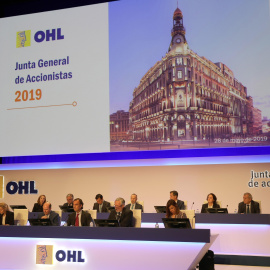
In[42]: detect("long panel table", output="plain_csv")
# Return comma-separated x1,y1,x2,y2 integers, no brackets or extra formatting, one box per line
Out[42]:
0,226,215,270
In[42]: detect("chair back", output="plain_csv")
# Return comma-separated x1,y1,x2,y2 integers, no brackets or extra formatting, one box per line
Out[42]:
131,209,141,227
86,209,97,220
181,210,195,228
204,200,222,207
254,200,261,213
14,209,28,226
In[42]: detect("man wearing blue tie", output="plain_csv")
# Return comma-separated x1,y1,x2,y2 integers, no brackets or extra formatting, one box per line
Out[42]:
125,194,143,212
93,194,111,213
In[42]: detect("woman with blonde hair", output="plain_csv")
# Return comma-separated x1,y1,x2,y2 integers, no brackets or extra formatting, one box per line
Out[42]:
32,194,47,212
0,203,14,225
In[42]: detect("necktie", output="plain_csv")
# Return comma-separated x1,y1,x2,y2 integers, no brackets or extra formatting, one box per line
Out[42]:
247,204,250,214
75,213,79,226
117,212,121,221
131,204,134,210
99,205,102,213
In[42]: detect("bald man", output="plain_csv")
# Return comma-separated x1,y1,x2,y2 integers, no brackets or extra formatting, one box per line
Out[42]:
38,202,60,226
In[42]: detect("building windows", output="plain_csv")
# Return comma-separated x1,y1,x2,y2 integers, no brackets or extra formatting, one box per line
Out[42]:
178,70,183,79
176,57,183,65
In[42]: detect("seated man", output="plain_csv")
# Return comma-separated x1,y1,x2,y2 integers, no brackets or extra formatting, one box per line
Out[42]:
62,193,74,211
108,197,133,227
125,193,143,212
93,194,111,213
170,190,185,210
238,192,260,214
67,198,92,226
38,202,60,226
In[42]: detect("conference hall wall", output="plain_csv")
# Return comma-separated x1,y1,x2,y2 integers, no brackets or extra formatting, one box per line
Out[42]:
0,0,269,213
1,162,269,213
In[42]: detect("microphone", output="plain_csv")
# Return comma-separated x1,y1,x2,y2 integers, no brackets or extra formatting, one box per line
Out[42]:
191,202,194,210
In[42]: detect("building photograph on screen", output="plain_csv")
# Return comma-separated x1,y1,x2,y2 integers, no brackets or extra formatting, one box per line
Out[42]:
109,0,270,152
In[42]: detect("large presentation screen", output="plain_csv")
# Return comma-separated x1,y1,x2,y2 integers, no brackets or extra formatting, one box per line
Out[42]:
0,0,270,158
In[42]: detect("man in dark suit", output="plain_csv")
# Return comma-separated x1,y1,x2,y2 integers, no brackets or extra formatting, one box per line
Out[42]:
238,192,260,214
67,198,92,226
93,194,111,213
38,202,60,226
108,197,133,227
125,193,143,212
62,193,74,211
170,190,185,210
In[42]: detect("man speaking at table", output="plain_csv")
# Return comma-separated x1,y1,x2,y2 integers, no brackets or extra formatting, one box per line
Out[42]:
108,197,133,227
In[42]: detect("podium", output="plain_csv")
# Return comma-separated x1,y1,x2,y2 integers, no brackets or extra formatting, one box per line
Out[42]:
0,226,217,270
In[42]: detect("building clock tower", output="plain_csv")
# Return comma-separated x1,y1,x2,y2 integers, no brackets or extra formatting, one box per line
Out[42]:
169,6,187,52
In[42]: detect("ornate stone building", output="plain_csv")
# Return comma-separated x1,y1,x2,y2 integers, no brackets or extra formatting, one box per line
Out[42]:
129,7,261,141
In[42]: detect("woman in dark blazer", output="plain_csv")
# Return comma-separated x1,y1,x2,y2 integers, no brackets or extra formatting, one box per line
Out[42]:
32,194,47,212
201,193,220,213
0,203,14,225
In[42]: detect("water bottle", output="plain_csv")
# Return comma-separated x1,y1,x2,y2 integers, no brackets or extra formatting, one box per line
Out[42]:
155,222,159,228
90,221,94,227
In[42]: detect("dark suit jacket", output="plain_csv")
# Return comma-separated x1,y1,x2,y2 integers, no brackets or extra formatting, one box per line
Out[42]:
108,207,133,227
67,210,92,226
177,200,185,210
62,202,73,208
125,203,143,212
37,211,60,226
201,203,221,213
32,203,43,212
61,203,74,212
238,200,260,214
0,211,14,225
93,200,111,213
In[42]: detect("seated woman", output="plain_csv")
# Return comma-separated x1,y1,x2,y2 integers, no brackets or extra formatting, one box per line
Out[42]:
201,193,220,213
166,199,187,218
32,194,47,212
0,203,14,225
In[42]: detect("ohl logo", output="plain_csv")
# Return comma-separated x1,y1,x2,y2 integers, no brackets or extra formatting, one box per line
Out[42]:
36,245,53,265
16,28,64,48
16,30,31,48
36,245,85,265
0,176,3,199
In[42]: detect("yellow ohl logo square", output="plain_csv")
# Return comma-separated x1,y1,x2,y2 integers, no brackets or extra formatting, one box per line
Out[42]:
16,30,31,48
0,176,3,198
36,245,53,265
